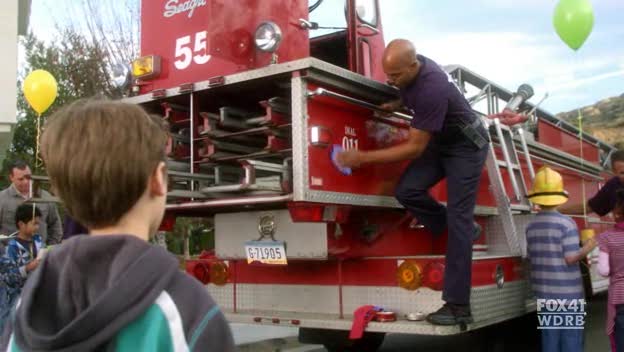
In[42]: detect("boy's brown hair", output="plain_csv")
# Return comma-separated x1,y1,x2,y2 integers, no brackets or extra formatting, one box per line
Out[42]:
41,99,168,228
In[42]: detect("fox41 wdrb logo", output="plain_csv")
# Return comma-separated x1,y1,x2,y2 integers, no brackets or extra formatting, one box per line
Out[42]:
537,299,586,330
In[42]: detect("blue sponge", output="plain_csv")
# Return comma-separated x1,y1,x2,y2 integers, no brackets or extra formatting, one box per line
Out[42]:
330,144,352,176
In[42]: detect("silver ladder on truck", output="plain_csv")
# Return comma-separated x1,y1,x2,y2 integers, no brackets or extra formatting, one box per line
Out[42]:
483,117,535,257
449,66,539,258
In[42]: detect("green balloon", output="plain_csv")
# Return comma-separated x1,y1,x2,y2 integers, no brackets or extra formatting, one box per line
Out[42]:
553,0,594,51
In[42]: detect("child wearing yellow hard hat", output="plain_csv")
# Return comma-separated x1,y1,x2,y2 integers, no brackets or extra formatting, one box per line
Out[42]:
526,166,596,352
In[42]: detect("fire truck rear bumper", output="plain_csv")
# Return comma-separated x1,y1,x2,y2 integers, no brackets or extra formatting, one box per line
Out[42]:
212,281,537,336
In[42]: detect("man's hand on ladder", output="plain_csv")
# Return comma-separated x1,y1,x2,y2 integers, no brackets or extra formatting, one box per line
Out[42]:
488,109,528,126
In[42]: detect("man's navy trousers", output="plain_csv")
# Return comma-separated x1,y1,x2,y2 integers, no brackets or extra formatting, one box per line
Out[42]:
395,121,489,305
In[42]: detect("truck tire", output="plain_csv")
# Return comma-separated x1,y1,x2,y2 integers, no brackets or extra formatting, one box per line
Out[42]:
299,328,385,352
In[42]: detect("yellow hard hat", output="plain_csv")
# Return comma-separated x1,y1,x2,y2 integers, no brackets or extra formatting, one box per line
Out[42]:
527,166,569,206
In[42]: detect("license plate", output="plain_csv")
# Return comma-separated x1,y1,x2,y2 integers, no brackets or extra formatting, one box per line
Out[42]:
244,241,287,265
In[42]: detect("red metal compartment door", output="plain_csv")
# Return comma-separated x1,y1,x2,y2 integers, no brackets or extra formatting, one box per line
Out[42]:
306,84,409,197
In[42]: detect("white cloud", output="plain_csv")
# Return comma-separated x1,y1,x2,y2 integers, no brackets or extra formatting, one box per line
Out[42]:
544,69,624,93
478,0,623,9
478,0,556,8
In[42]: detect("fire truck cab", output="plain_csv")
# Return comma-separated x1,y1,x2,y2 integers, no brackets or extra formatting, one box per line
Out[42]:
125,1,616,350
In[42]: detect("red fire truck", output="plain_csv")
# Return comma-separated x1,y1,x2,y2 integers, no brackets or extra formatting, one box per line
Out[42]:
125,0,617,350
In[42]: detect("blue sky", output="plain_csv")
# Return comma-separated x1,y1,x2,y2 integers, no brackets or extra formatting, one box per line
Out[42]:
29,0,624,114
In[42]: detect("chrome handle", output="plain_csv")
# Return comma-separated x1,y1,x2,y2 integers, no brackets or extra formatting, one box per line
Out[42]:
307,88,411,122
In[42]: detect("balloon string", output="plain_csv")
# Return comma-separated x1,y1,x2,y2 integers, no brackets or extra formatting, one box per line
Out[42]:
578,107,587,227
31,112,43,207
35,112,42,171
572,52,588,228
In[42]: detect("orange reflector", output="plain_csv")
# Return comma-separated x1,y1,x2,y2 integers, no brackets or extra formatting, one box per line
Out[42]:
131,55,161,80
210,261,230,286
396,260,423,291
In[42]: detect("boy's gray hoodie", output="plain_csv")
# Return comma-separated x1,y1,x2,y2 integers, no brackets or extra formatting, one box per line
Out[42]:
2,235,235,352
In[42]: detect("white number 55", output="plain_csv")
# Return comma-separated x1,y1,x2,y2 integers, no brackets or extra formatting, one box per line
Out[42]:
174,31,211,70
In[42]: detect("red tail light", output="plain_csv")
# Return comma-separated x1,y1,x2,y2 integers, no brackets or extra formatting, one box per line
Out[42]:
159,214,176,232
423,262,445,291
287,202,324,222
287,202,351,223
185,257,229,286
186,261,211,285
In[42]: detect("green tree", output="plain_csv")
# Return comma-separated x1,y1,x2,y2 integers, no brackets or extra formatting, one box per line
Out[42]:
1,30,120,187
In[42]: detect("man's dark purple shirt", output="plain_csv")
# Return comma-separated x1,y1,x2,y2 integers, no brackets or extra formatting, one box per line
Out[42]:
588,177,624,216
399,55,475,132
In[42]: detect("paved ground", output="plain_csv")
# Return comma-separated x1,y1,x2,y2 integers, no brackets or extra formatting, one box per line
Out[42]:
235,292,611,351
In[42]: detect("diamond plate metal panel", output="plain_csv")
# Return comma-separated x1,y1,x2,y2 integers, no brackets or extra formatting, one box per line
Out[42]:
305,189,400,208
486,214,533,256
233,284,339,315
342,281,530,322
223,281,533,335
291,74,308,201
207,284,234,309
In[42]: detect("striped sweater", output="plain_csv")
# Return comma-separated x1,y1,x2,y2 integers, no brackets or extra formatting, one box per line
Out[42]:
598,222,624,336
525,211,583,300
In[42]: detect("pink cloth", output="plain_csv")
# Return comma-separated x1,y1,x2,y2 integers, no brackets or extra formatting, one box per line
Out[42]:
598,222,624,336
349,305,379,340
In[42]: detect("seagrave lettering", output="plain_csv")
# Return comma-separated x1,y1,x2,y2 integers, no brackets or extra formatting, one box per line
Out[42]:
163,0,207,19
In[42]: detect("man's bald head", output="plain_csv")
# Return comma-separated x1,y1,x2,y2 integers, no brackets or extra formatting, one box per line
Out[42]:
383,39,417,68
382,39,420,89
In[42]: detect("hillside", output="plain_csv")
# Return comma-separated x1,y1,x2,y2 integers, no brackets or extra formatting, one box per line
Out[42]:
557,94,624,150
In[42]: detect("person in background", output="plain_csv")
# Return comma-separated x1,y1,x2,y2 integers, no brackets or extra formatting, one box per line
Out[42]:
0,205,44,332
0,160,63,246
526,166,596,352
560,150,624,218
0,258,22,332
597,189,624,351
0,99,235,351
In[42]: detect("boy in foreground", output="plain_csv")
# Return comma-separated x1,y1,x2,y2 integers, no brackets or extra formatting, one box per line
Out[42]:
1,100,235,351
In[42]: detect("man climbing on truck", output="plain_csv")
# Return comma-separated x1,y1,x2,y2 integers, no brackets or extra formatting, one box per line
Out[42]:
337,39,489,325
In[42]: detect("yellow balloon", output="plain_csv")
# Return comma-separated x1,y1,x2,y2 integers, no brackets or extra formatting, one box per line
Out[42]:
23,70,58,114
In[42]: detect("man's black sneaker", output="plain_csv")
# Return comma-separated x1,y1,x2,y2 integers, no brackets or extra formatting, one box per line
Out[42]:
426,303,474,325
